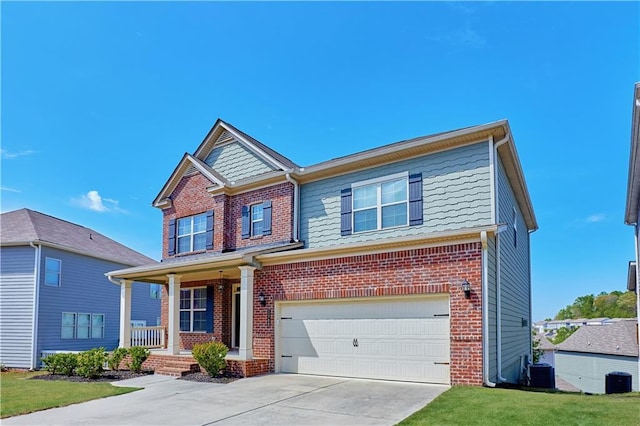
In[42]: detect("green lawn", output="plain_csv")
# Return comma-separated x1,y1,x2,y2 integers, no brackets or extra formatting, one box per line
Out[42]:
399,386,640,426
0,371,140,418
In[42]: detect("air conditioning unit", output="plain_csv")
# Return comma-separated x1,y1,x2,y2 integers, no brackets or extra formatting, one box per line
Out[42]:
529,363,555,389
605,372,632,394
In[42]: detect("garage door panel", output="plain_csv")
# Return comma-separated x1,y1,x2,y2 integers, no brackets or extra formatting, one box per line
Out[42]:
279,297,450,384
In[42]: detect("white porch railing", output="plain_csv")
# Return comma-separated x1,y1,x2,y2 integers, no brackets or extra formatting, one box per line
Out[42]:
130,326,166,348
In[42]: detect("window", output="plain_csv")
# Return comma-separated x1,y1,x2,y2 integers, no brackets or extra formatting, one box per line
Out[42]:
180,287,208,332
62,313,76,339
352,173,408,233
251,204,264,236
44,258,61,287
150,284,162,299
177,213,207,253
61,313,104,339
241,201,272,239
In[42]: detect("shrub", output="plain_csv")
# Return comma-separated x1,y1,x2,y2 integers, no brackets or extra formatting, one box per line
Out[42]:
76,348,107,379
42,353,78,376
127,346,150,373
192,341,228,377
108,347,129,371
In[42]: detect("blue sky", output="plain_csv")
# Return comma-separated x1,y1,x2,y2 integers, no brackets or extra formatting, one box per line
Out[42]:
2,2,638,321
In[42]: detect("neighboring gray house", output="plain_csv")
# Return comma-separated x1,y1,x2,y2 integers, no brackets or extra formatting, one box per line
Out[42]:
624,81,640,390
554,320,639,393
533,332,555,367
0,209,160,369
107,118,537,386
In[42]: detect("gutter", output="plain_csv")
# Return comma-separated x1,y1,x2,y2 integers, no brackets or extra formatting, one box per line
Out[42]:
481,231,496,387
29,242,41,370
493,133,510,384
285,172,300,242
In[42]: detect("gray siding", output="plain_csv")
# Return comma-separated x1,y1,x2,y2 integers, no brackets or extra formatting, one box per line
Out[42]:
555,352,638,393
0,246,36,368
496,156,532,383
205,141,276,182
300,142,492,248
487,235,498,383
36,247,160,365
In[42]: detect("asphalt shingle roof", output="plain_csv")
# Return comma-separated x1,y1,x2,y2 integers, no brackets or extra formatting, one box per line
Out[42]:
555,319,639,357
1,208,155,267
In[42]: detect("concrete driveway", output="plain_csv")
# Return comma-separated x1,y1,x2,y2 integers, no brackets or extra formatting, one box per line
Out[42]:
4,373,449,425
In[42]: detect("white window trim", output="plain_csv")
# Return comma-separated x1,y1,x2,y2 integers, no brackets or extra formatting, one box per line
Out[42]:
250,203,264,237
351,172,410,233
180,287,207,332
44,257,61,287
177,213,207,254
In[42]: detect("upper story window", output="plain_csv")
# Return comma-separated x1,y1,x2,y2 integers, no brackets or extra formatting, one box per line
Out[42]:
353,174,408,232
150,284,162,299
512,207,518,248
242,201,272,239
44,258,61,287
168,210,214,256
178,213,207,253
341,172,423,236
251,204,264,236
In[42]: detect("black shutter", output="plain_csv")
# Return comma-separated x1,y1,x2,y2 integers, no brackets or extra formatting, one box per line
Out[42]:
409,173,423,226
206,286,214,333
168,219,176,256
206,210,214,250
241,206,250,239
340,188,352,236
262,201,272,236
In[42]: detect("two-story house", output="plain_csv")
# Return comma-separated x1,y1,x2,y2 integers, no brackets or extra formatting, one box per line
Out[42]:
108,118,537,386
0,209,161,369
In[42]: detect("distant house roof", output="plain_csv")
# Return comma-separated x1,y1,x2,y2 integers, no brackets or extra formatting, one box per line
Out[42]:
0,209,155,267
555,319,639,357
533,332,556,350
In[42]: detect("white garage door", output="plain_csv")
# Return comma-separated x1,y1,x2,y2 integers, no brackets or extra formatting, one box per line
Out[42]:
278,295,450,384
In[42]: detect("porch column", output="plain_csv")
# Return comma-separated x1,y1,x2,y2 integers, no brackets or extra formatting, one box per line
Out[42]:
119,280,133,348
238,266,256,360
167,274,182,355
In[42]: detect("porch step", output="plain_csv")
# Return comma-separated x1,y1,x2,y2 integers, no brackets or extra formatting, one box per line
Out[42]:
155,361,200,377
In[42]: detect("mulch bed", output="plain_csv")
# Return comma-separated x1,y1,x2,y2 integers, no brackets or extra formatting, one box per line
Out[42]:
31,369,241,384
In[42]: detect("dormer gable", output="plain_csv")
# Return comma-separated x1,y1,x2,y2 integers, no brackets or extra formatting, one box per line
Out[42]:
153,119,300,209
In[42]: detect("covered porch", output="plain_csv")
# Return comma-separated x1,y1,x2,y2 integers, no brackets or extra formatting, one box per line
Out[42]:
106,248,292,377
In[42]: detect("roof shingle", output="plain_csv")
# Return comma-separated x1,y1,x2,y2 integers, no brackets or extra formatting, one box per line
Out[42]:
555,319,639,357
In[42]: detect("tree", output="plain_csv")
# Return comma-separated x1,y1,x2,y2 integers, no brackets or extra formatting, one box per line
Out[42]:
552,326,578,345
553,290,637,320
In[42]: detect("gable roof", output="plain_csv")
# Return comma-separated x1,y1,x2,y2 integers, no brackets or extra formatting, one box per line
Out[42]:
555,319,639,357
153,118,537,231
0,209,155,267
625,82,640,224
533,332,556,350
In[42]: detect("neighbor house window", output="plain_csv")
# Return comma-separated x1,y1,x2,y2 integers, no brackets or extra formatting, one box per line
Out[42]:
62,312,104,339
177,213,207,253
45,258,61,287
352,172,408,233
62,313,76,339
150,284,162,299
180,288,207,332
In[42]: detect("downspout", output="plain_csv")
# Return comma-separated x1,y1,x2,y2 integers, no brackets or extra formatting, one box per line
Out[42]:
493,134,509,384
285,172,300,243
481,231,496,387
107,275,123,286
29,242,41,370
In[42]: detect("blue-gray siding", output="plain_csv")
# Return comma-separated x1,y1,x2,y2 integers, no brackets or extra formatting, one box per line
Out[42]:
555,352,638,393
300,142,492,248
204,141,276,182
0,246,36,368
496,156,532,383
36,247,160,363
